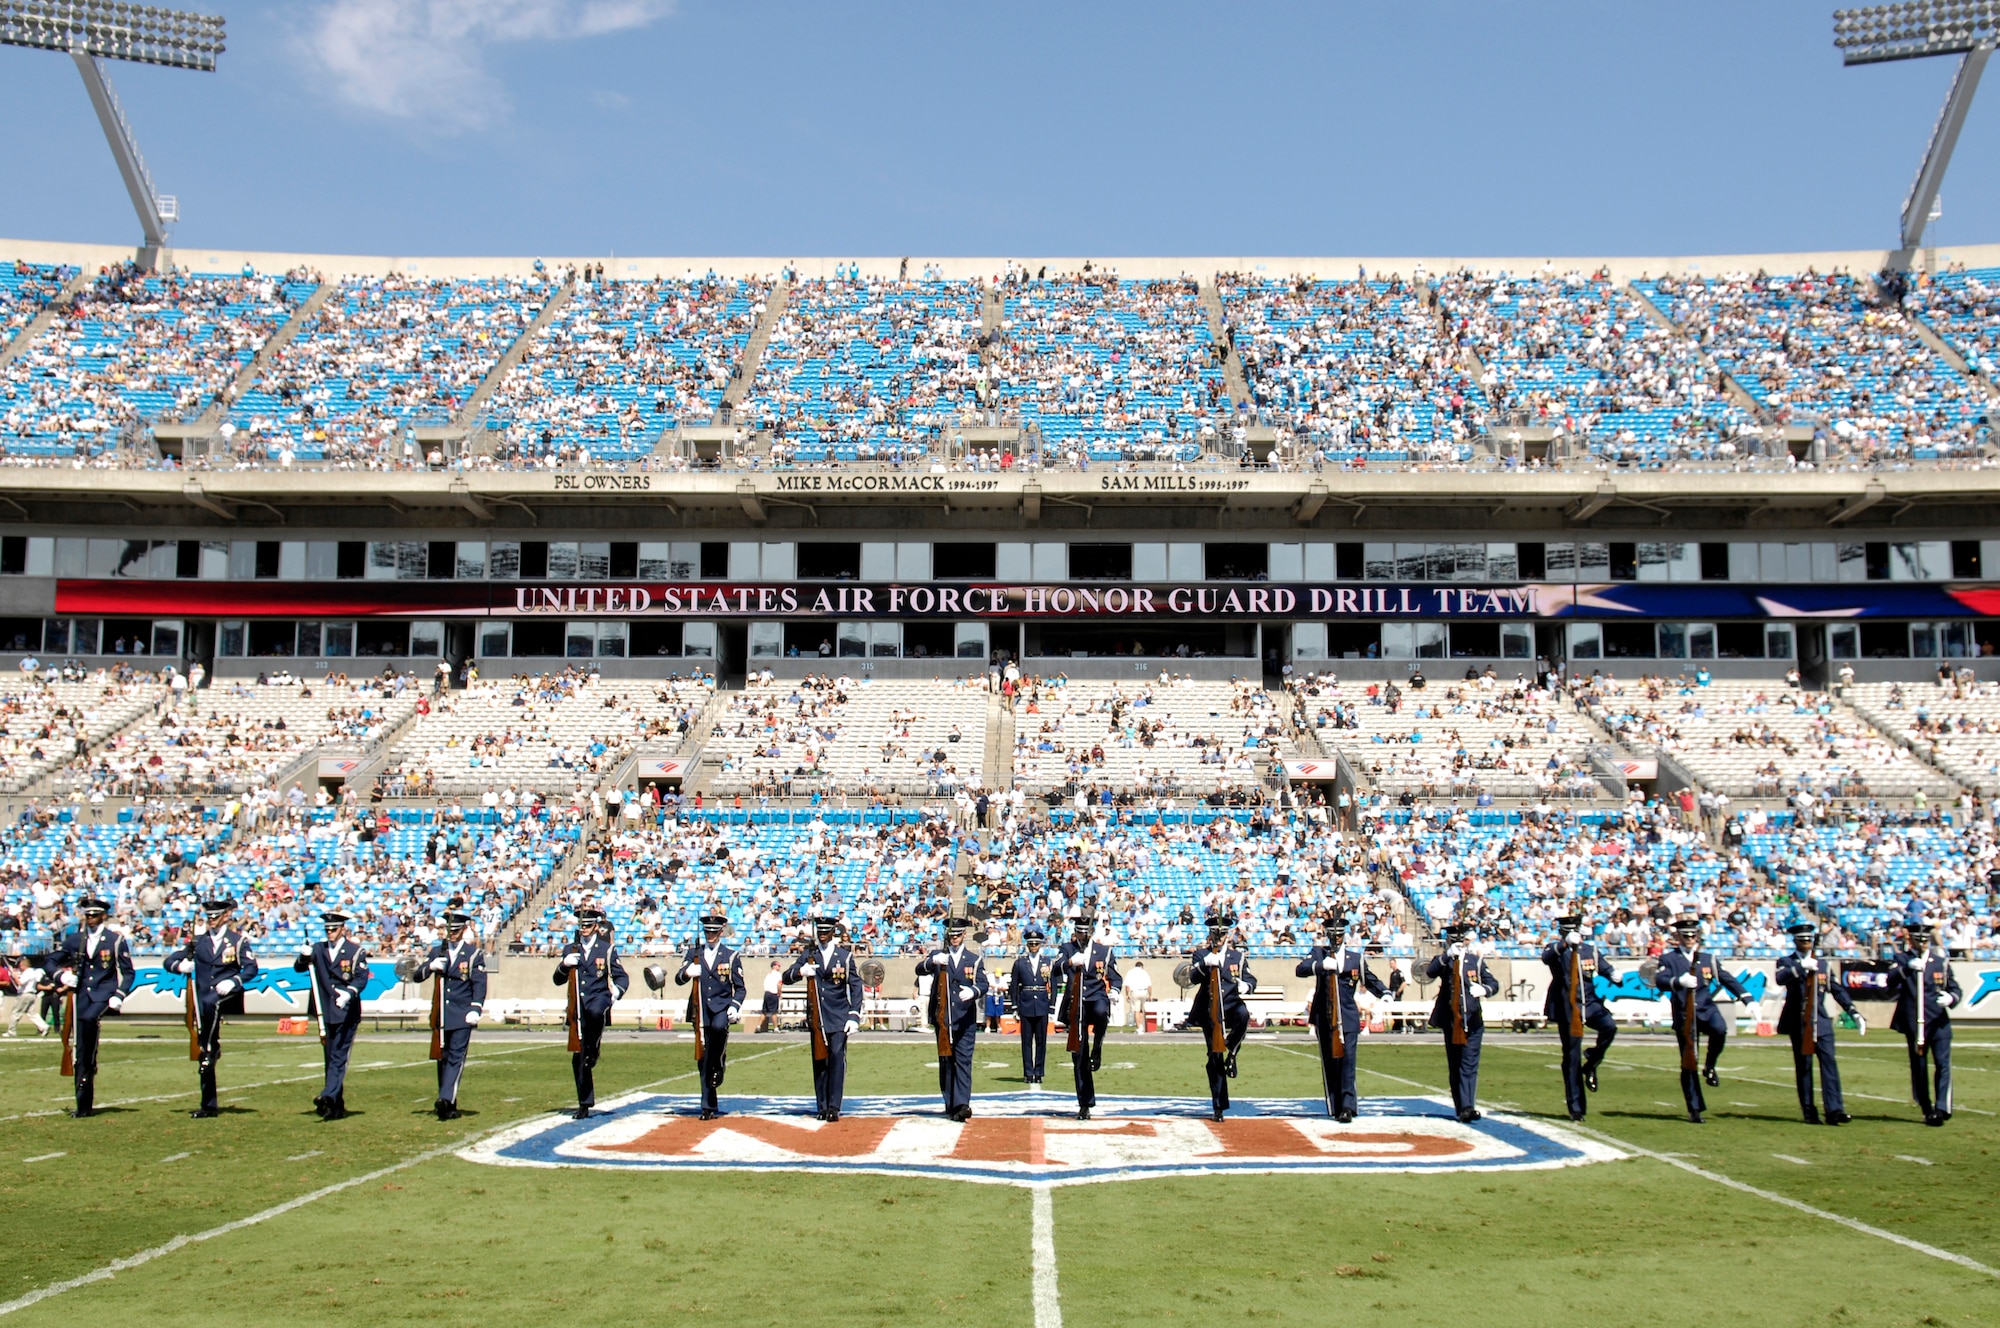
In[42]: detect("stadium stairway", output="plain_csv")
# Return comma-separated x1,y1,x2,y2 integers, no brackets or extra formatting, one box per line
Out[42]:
982,690,1012,790
1624,280,1773,424
720,278,790,414
460,275,578,448
192,281,333,431
0,267,92,369
981,280,1003,340
1198,279,1254,409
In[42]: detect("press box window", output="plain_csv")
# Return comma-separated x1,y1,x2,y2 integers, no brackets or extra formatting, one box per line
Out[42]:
934,543,997,579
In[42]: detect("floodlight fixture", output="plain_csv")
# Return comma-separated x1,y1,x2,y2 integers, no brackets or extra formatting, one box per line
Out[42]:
1834,2,1995,251
0,1,227,264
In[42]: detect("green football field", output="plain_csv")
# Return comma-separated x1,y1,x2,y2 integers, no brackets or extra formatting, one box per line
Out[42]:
1,1023,1995,1327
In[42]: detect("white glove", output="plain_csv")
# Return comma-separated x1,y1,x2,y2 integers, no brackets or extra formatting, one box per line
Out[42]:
1069,954,1087,969
1907,958,1924,972
1202,954,1222,969
296,945,313,959
844,1018,859,1035
215,978,238,997
685,963,703,978
727,1005,741,1022
58,970,78,988
1446,944,1464,959
562,953,581,968
175,959,194,975
428,957,447,974
1940,992,1957,1008
334,992,350,1010
464,1009,480,1026
798,962,818,977
1676,973,1698,989
928,952,947,965
107,995,122,1011
1854,1014,1866,1036
1320,957,1340,972
1563,930,1581,947
956,986,975,1002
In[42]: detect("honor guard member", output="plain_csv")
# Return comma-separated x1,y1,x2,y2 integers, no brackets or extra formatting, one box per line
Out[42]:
56,897,134,1118
1295,911,1386,1122
1008,927,1054,1085
1653,916,1749,1123
1188,913,1258,1121
555,906,629,1120
676,913,745,1120
426,909,488,1120
1055,912,1121,1119
914,913,989,1120
1541,911,1618,1121
294,910,370,1121
1775,921,1858,1125
168,899,258,1118
1888,919,1962,1126
784,914,864,1120
1425,923,1500,1122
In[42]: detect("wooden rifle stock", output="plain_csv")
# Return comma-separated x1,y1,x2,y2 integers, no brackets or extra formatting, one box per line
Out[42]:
59,989,75,1077
933,957,954,1060
1801,963,1818,1059
428,963,444,1062
184,969,200,1062
1568,947,1586,1040
687,945,707,1065
566,968,582,1055
1322,949,1345,1059
1915,957,1928,1051
1204,946,1228,1057
805,968,829,1062
1447,952,1468,1046
1680,970,1698,1073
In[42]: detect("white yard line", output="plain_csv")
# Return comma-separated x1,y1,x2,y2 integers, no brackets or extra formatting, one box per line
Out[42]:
0,1043,776,1316
1561,1120,1999,1280
1589,1053,1996,1117
1031,1183,1063,1328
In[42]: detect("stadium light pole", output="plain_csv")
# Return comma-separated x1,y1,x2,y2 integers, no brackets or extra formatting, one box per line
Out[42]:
0,0,227,269
1834,2,1998,256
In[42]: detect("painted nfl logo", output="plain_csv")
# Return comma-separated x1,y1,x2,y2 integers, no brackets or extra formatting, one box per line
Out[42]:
462,1092,1624,1186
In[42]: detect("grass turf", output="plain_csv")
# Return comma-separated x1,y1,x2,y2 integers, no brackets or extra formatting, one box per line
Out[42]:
0,1024,1995,1327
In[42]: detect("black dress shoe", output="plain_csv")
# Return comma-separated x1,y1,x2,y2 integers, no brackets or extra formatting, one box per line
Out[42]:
1570,1112,1586,1122
324,1105,347,1121
1224,1053,1238,1079
1702,1067,1720,1088
1091,1056,1102,1073
698,1109,718,1121
1826,1111,1850,1125
1583,1066,1599,1092
573,1107,592,1121
1688,1112,1705,1124
312,1095,329,1118
1466,1109,1482,1123
1335,1111,1354,1124
69,1108,96,1119
1938,1110,1952,1123
1076,1108,1091,1121
190,1107,218,1119
1924,1111,1946,1127
1803,1110,1822,1125
1211,1108,1226,1121
826,1111,840,1123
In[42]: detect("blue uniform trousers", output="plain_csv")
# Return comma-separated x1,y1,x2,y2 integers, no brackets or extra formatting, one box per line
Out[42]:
1018,1015,1047,1082
698,1018,730,1113
321,1018,359,1102
1906,1021,1954,1117
436,1027,472,1104
1674,1005,1729,1114
811,1028,849,1115
1069,997,1109,1109
1557,1010,1618,1117
938,1020,978,1111
1314,1021,1361,1117
1202,1006,1250,1112
1790,1032,1845,1119
1444,1030,1483,1114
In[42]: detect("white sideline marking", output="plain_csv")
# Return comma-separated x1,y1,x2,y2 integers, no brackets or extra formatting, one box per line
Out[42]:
1031,1183,1062,1328
1593,1055,1996,1117
1896,1155,1934,1166
1772,1154,1811,1165
1563,1121,2000,1280
159,1152,190,1164
23,1152,64,1163
1335,1047,1997,1280
0,1043,798,1317
284,1151,322,1162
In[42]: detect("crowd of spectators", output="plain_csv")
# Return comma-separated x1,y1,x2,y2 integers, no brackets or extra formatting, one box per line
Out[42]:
486,272,769,464
707,673,987,799
1847,677,2000,796
3,263,308,460
1,260,74,344
1217,272,1486,463
1634,271,1988,462
748,277,984,464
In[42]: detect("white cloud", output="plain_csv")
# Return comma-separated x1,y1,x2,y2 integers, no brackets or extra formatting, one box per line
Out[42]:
300,0,673,132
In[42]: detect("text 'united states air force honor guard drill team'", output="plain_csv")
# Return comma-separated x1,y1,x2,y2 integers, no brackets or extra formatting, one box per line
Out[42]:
37,896,1969,1133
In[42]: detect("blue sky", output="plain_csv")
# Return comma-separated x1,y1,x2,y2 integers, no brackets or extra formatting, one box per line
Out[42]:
2,0,1998,258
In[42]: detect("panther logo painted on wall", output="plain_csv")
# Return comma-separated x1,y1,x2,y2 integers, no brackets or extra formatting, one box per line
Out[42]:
463,1092,1623,1186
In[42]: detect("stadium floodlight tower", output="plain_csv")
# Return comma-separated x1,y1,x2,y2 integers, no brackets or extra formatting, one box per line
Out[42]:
0,0,227,270
1834,2,1999,260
